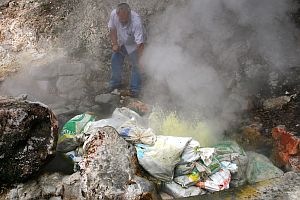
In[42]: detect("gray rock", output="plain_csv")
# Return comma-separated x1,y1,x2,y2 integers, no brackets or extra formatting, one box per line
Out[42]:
67,89,86,101
76,105,90,113
16,93,28,100
0,97,58,184
0,0,10,7
48,102,68,110
39,173,64,196
80,126,141,199
2,172,79,199
124,176,161,200
49,197,63,200
58,62,86,76
263,95,292,110
90,105,103,112
15,180,42,200
29,63,59,80
56,75,85,99
62,172,82,200
29,59,86,82
95,93,120,104
52,107,76,116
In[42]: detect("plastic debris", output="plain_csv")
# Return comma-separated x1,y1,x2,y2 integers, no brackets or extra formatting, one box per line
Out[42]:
117,119,156,145
57,112,96,152
197,157,221,175
180,140,201,163
221,161,238,173
57,107,258,198
161,181,206,198
136,136,192,181
199,148,215,166
174,162,196,177
112,107,146,126
246,151,284,184
65,148,83,171
196,168,231,192
214,141,248,187
84,107,145,133
174,168,201,188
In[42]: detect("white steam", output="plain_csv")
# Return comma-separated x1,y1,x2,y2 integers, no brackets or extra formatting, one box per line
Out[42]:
142,0,300,133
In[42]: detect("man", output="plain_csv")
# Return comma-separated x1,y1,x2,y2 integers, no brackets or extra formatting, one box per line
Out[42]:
107,3,145,97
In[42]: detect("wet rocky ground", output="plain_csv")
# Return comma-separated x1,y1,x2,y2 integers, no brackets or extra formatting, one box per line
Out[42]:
1,1,300,199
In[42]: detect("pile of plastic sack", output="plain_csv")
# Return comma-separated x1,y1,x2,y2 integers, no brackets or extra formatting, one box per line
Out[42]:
57,107,284,198
136,137,248,198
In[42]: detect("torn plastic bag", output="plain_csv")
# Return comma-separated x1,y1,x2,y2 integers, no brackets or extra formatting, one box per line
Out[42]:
174,162,196,177
196,157,221,175
174,168,202,188
64,147,83,172
117,119,156,145
136,136,192,181
81,107,147,141
221,161,238,173
196,168,231,192
214,141,247,157
161,181,206,198
180,140,201,163
199,148,215,166
246,151,284,184
214,141,248,187
57,112,96,152
174,159,221,187
112,107,146,127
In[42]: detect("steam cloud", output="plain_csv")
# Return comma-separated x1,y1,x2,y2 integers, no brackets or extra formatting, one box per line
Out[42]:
142,0,300,134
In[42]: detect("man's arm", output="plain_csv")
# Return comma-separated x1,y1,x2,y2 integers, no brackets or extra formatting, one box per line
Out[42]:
110,28,119,52
108,10,119,52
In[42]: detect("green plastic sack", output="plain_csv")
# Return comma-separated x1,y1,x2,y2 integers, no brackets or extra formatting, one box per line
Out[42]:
57,112,96,152
246,151,283,184
213,140,247,157
213,141,248,187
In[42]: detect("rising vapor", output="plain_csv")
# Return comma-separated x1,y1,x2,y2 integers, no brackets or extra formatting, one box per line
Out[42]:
142,0,300,134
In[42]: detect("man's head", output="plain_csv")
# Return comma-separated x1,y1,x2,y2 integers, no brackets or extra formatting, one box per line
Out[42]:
116,3,131,25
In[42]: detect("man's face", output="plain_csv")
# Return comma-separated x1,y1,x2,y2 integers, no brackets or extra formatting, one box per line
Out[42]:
117,10,130,25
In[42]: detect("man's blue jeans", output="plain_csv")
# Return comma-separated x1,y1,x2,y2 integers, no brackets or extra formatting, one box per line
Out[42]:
110,46,141,93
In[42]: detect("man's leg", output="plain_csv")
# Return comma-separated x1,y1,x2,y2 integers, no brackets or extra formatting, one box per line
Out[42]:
128,50,141,96
109,48,125,90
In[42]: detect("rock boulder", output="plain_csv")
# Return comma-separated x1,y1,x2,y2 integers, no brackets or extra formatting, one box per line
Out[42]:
0,97,58,184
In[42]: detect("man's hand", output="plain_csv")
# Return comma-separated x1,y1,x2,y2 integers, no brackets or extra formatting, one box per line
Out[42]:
112,44,120,52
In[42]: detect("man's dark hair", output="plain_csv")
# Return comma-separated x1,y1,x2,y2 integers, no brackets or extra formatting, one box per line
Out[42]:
117,2,131,13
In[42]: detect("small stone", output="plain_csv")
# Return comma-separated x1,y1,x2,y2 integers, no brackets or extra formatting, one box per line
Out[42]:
53,107,73,116
49,197,62,200
95,93,120,104
62,172,82,200
263,96,291,110
289,156,300,172
16,93,28,100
